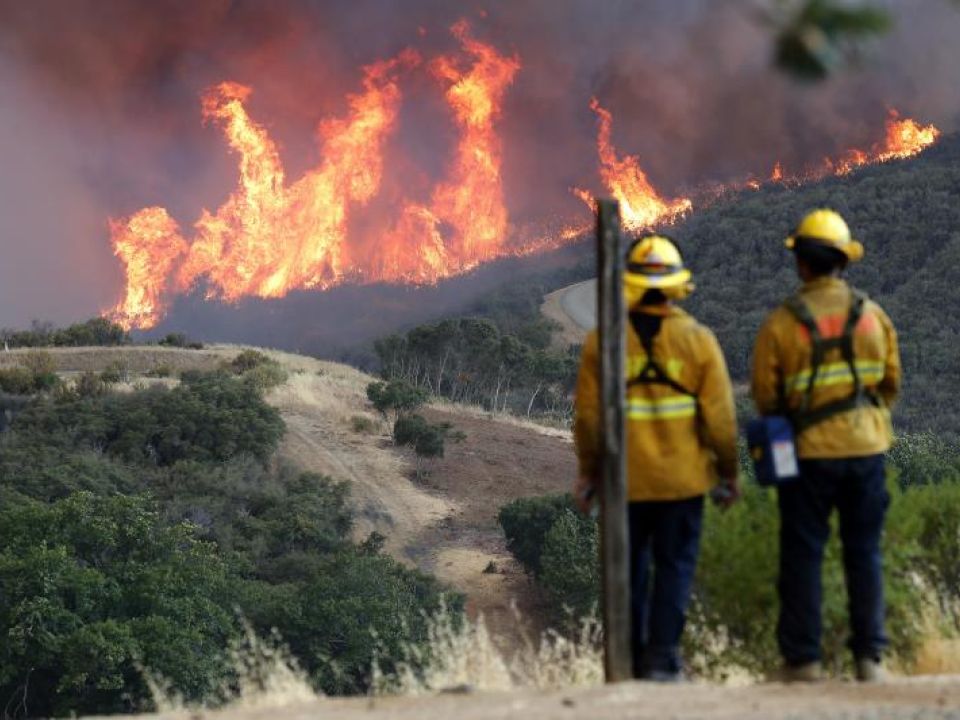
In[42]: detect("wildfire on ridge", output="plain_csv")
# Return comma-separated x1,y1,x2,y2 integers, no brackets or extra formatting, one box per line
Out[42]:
762,109,941,185
575,97,693,233
109,23,943,331
110,21,522,331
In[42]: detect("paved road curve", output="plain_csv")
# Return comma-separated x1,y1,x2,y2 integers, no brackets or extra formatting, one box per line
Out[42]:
559,279,597,331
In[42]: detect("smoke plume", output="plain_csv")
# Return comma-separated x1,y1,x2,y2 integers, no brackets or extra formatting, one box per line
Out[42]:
0,0,957,329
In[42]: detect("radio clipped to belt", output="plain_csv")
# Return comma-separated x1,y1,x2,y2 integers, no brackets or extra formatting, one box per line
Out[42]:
747,289,879,487
747,416,799,486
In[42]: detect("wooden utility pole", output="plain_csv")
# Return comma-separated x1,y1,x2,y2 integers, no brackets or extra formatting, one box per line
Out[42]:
596,198,632,682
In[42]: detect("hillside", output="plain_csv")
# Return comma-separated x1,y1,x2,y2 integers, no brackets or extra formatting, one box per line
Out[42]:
537,134,960,436
675,133,960,435
0,345,574,639
7,347,960,719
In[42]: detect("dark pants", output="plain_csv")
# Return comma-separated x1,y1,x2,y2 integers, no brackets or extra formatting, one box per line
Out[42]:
777,454,889,665
628,495,704,677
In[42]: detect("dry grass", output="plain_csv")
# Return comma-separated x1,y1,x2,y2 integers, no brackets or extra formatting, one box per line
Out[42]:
0,344,226,374
146,624,316,714
373,605,603,696
913,638,960,675
428,398,572,440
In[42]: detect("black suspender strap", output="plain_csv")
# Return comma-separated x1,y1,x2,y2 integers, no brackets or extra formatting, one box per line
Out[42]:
782,289,879,432
627,317,697,399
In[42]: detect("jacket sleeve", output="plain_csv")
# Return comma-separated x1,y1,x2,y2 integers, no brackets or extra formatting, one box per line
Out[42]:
697,328,739,480
751,312,783,416
875,305,901,408
573,332,602,479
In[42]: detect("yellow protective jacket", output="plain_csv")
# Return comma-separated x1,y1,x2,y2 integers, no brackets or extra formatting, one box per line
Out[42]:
751,277,901,459
574,305,738,502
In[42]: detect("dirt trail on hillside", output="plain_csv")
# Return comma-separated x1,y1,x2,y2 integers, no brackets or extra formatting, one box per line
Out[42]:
408,407,574,639
267,366,451,561
268,366,577,640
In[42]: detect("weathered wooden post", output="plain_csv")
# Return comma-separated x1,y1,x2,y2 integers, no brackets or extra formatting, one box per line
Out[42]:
596,198,632,682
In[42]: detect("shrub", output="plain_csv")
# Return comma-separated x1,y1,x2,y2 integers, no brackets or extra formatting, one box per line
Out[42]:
1,318,130,348
99,359,130,384
392,414,453,477
74,371,106,398
367,380,428,420
157,332,201,349
20,350,56,375
414,423,446,460
498,494,576,575
539,510,600,624
225,351,287,390
0,356,464,711
230,349,273,373
11,372,285,467
0,367,36,394
242,362,288,391
887,432,960,487
350,415,377,434
0,353,61,395
148,363,175,378
887,478,960,627
393,413,430,447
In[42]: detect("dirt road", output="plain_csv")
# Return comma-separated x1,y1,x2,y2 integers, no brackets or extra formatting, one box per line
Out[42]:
541,279,594,347
121,676,960,720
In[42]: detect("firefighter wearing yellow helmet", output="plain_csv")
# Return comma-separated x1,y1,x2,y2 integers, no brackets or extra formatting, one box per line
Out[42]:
751,209,901,683
574,234,739,681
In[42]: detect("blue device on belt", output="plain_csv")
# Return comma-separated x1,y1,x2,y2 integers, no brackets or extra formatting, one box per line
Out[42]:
746,416,800,486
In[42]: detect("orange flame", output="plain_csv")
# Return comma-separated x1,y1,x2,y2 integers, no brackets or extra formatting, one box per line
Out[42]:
109,52,417,329
429,20,520,265
373,20,521,283
775,109,941,184
575,98,692,232
110,207,189,330
110,23,524,330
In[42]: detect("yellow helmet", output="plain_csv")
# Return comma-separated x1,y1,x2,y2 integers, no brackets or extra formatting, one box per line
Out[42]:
624,234,694,306
785,208,864,262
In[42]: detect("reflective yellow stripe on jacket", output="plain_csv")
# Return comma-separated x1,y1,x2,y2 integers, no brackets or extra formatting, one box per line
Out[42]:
627,395,697,421
785,360,885,394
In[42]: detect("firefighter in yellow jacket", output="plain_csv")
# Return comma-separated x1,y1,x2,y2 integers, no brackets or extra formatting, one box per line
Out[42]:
574,234,740,681
752,209,901,682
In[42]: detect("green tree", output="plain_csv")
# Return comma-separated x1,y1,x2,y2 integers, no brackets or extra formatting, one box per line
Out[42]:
0,493,237,717
367,380,428,421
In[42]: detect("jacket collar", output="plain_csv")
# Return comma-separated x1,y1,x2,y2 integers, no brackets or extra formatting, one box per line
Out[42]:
630,303,686,318
800,276,848,293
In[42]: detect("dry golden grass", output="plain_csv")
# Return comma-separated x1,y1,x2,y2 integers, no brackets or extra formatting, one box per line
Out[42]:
428,397,572,440
913,638,960,675
373,606,603,696
145,624,315,714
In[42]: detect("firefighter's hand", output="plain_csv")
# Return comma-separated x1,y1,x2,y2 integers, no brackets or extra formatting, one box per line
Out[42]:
573,474,597,515
710,476,742,511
